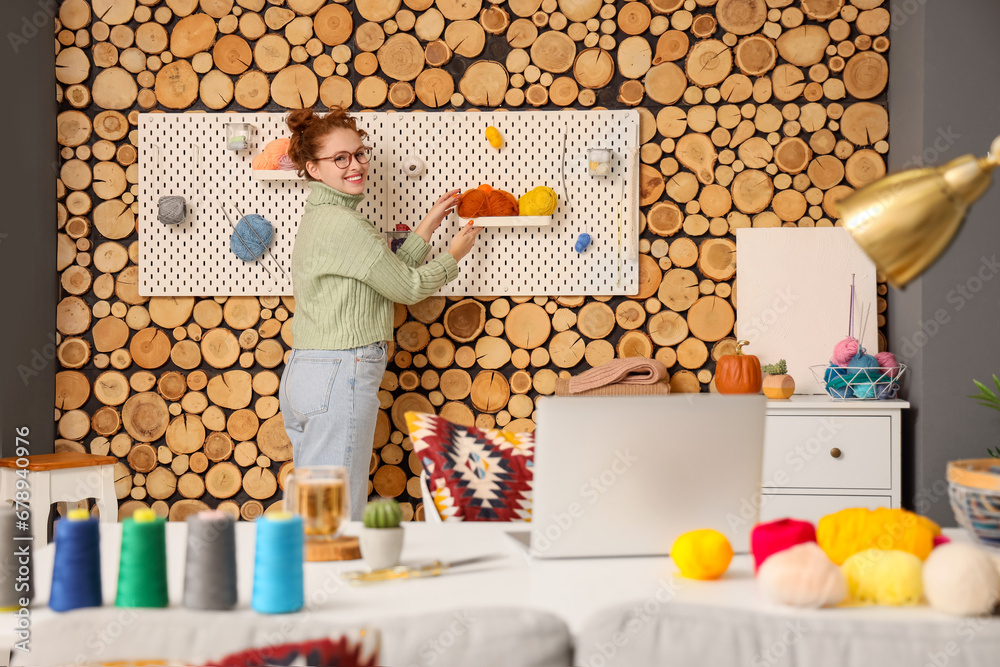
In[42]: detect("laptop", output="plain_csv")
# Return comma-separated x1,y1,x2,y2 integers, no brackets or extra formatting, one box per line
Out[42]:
524,394,767,559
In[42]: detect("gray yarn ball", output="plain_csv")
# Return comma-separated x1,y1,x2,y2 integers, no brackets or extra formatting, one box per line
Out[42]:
158,196,187,225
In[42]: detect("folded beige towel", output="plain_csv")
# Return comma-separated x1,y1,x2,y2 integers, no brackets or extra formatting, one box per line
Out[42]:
555,377,671,397
566,357,668,394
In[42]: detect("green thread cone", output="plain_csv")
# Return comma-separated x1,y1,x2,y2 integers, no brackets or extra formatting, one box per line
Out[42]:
115,514,168,607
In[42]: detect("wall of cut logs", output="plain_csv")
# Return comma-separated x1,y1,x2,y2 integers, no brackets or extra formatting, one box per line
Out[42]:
53,0,890,522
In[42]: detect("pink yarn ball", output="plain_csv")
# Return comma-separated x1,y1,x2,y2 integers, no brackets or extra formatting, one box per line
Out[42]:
831,337,859,366
875,351,899,377
751,518,817,574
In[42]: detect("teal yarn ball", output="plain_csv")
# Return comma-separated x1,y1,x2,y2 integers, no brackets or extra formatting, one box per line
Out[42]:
231,214,274,262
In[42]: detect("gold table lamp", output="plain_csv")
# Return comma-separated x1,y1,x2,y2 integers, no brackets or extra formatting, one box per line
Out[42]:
837,136,1000,288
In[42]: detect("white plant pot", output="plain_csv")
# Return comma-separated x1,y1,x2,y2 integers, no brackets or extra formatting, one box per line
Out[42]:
359,527,404,571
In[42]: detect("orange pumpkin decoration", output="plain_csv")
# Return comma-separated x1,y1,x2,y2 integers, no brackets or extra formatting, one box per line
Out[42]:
715,340,762,394
457,184,519,217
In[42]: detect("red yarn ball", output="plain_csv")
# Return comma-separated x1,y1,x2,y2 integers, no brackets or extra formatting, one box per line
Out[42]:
751,518,817,574
831,337,859,366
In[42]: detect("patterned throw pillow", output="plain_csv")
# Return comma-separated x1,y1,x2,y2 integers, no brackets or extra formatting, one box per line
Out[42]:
204,635,379,667
406,411,533,522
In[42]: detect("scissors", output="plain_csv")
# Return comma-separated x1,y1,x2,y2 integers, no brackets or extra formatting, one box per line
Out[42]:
342,554,504,585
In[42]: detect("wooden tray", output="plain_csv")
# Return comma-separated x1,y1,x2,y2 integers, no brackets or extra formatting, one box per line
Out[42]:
305,535,361,561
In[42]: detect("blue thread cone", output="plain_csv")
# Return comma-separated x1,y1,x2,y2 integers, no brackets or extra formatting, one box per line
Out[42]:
252,514,304,614
50,515,102,611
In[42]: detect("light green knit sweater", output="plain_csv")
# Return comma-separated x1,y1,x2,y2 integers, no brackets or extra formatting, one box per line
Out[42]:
290,182,459,350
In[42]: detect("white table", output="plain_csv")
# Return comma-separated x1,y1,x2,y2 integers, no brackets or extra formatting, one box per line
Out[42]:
6,523,1000,667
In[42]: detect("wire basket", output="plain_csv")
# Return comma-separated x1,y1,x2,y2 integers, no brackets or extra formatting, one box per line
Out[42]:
809,364,907,400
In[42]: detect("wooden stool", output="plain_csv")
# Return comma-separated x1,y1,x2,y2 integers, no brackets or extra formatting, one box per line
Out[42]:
0,452,118,545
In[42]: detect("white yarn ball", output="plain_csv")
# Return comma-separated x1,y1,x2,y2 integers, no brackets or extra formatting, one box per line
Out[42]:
757,542,847,608
923,543,1000,616
401,155,425,178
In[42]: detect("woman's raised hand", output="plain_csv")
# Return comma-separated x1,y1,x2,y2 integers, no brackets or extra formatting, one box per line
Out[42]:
415,189,461,241
448,223,481,262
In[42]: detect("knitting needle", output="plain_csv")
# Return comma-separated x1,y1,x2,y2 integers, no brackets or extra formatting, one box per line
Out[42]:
219,204,274,279
229,198,289,280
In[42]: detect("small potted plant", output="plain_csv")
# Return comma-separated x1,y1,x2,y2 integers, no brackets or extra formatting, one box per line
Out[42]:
359,499,404,571
970,374,1000,458
761,359,795,399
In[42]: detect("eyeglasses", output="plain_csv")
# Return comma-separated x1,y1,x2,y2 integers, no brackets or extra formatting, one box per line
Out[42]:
314,147,372,169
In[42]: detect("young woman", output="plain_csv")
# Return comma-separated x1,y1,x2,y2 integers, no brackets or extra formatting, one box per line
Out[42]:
280,107,480,519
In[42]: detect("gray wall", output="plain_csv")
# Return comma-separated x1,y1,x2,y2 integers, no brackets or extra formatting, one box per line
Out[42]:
888,0,1000,524
0,0,57,457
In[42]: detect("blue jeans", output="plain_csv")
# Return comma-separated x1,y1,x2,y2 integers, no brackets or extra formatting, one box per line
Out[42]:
279,343,388,520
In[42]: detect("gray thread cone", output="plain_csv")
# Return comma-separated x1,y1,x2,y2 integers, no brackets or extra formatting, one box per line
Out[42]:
183,512,237,610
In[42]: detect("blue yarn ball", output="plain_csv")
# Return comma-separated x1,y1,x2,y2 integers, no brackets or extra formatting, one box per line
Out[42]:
847,352,879,383
824,364,848,388
876,383,899,399
230,214,274,262
826,384,854,399
575,233,592,253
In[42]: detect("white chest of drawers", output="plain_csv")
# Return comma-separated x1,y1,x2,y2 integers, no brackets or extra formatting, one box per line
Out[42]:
757,396,909,525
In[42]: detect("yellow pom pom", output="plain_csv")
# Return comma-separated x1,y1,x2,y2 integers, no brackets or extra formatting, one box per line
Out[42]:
68,508,91,521
842,549,923,606
133,508,157,523
485,126,503,149
518,186,559,216
671,529,733,580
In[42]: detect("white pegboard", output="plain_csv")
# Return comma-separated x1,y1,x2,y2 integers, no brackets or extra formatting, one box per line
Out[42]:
139,110,639,296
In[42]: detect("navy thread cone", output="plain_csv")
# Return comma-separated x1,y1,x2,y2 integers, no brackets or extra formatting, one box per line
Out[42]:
49,515,102,611
252,514,304,614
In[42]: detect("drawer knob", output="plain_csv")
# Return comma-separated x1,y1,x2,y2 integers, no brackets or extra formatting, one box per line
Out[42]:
830,447,842,459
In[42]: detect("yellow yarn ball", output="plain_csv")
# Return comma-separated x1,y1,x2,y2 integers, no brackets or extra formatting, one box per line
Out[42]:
841,549,924,606
518,187,559,216
672,529,733,580
485,126,503,149
68,508,91,521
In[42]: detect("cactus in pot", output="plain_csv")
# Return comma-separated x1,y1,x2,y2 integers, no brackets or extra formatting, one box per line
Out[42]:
360,499,404,570
761,359,795,399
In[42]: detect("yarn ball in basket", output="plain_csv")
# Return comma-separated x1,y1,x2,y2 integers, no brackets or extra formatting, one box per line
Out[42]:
276,153,296,171
671,529,733,580
875,351,900,378
518,186,559,216
842,549,924,606
831,336,860,366
457,184,518,217
751,518,817,574
823,364,853,398
846,351,880,383
757,542,846,608
252,138,291,170
230,214,274,261
922,542,1000,616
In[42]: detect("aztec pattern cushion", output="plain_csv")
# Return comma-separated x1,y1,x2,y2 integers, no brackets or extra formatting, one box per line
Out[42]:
204,636,379,667
406,411,533,522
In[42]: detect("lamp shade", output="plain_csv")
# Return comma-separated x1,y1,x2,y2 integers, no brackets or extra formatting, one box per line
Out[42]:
838,153,997,288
